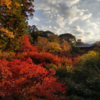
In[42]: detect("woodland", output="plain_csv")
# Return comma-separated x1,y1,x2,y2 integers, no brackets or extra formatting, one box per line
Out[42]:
0,0,100,100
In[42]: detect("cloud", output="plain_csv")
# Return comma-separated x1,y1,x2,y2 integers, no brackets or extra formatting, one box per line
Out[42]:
85,32,93,37
43,11,53,19
51,0,80,6
85,20,98,29
34,17,40,21
71,26,84,39
56,14,66,27
37,25,70,35
64,0,80,6
30,0,100,44
81,13,92,20
34,0,93,25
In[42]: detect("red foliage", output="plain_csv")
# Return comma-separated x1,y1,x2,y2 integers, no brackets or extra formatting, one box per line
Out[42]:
21,51,61,65
14,34,79,67
0,57,66,100
17,34,38,52
54,52,80,66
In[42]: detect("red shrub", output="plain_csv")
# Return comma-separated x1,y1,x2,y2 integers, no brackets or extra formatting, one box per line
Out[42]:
0,57,66,100
24,51,61,65
17,34,38,52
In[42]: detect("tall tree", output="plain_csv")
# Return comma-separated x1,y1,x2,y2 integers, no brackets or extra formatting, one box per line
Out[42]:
0,0,35,51
28,25,40,43
48,34,61,44
59,33,76,46
35,36,49,52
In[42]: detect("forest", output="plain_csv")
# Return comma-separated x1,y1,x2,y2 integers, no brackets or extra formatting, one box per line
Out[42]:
0,0,100,100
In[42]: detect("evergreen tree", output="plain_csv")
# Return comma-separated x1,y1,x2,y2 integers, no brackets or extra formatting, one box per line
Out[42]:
0,0,35,51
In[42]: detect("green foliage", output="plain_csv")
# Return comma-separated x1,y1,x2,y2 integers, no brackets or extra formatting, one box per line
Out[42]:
39,30,54,38
94,47,100,53
46,64,74,78
28,25,40,43
26,32,34,44
71,46,80,53
61,51,100,100
59,33,76,45
0,0,35,52
79,51,100,67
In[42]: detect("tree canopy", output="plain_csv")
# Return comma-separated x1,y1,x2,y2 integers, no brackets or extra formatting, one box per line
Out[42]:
0,0,35,51
59,33,76,45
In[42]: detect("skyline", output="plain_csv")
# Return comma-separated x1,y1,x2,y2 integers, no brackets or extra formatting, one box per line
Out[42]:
28,0,100,44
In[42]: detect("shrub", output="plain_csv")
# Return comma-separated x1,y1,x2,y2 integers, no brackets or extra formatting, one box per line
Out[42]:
0,57,67,100
64,51,100,100
45,42,61,53
46,64,74,79
78,51,100,68
17,34,38,53
0,50,15,61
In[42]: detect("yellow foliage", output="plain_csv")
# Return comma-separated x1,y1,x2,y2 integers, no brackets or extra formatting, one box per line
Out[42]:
0,27,14,38
0,0,20,9
0,50,15,61
0,0,12,9
60,41,72,52
66,65,73,72
79,51,99,65
45,42,61,53
14,2,20,7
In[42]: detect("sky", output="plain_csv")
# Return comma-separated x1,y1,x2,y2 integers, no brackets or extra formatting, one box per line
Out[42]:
28,0,100,44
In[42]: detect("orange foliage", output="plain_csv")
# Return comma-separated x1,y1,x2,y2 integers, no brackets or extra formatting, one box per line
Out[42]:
14,34,79,66
0,0,12,9
60,41,72,52
0,27,14,38
36,36,48,51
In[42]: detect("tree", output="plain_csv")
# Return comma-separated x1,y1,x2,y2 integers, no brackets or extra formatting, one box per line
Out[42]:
59,33,76,45
35,36,49,51
45,42,61,53
0,0,12,10
41,30,54,37
60,40,72,52
48,34,61,44
17,34,38,53
0,27,14,38
0,0,35,51
28,25,40,43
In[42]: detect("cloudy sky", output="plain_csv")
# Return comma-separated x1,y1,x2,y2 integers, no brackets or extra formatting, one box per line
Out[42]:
28,0,100,44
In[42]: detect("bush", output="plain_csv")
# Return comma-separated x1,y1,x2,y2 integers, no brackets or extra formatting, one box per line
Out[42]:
46,64,74,78
64,51,100,100
0,50,15,61
79,51,100,68
0,57,67,100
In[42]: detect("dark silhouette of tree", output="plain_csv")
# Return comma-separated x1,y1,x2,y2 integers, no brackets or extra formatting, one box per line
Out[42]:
59,33,76,45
